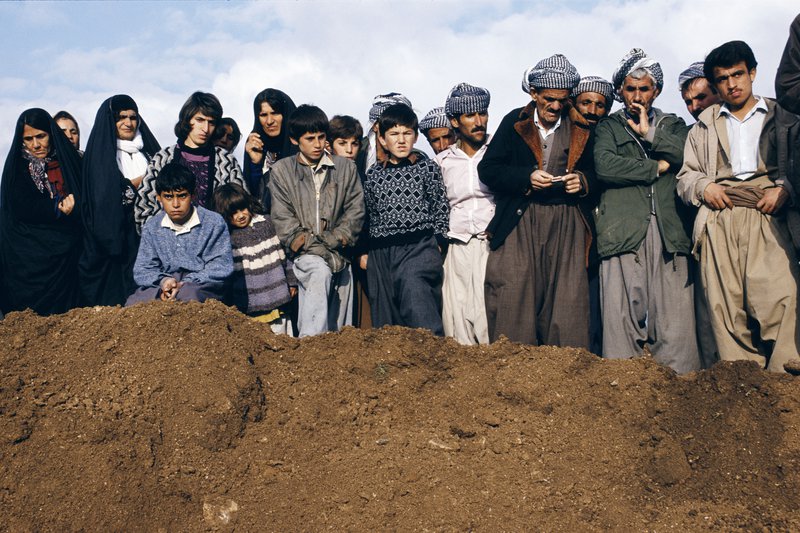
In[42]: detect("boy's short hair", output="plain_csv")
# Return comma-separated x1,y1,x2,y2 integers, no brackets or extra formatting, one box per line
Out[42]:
328,115,363,142
156,162,196,194
174,91,223,141
212,183,264,221
378,103,418,136
704,41,758,83
287,104,329,140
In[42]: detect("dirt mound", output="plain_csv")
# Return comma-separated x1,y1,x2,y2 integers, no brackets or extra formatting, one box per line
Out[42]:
1,301,799,531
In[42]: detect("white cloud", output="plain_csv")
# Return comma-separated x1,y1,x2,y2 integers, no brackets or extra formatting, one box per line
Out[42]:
0,0,796,162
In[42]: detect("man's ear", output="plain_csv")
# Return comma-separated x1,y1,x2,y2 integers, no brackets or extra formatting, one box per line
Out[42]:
449,117,459,129
289,137,299,146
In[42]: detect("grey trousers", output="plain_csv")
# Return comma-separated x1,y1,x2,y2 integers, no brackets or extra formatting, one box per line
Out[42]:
367,236,444,336
125,273,224,306
293,254,352,338
600,216,700,373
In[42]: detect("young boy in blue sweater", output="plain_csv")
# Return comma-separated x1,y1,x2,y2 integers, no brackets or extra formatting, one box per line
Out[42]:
126,163,233,304
363,103,450,335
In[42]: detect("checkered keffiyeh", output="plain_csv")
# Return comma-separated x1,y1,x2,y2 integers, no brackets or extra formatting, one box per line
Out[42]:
419,107,449,133
611,48,664,102
368,92,413,121
521,54,581,93
678,61,705,90
444,82,490,117
571,76,615,105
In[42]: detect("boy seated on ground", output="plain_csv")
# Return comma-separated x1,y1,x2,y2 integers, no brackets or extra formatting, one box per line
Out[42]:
126,162,233,305
327,115,363,161
268,105,364,337
362,103,450,335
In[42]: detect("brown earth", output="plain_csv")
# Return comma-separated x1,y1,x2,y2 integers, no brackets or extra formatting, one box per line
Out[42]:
1,300,800,531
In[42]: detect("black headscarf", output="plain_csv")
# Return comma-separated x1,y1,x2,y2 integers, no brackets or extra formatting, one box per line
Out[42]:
81,95,160,256
1,108,82,222
0,108,83,315
242,88,298,193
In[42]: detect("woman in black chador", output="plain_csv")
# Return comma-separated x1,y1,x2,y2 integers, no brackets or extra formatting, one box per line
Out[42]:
242,88,297,211
79,95,160,306
0,108,82,315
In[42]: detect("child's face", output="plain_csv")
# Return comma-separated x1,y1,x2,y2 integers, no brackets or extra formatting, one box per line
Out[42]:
330,137,360,160
379,125,417,162
291,131,327,164
157,188,193,225
229,208,252,229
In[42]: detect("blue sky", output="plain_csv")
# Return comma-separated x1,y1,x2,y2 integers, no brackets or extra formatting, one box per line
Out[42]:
1,0,796,159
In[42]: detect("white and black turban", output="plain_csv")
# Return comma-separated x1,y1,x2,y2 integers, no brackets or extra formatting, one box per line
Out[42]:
444,82,490,118
611,48,664,102
678,61,705,90
521,54,581,93
571,76,615,106
368,92,413,121
419,107,449,133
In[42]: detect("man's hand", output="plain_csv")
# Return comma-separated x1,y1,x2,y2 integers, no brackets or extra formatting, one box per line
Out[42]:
159,277,182,301
358,254,368,270
245,132,264,165
702,183,733,210
530,169,555,191
626,103,650,137
57,194,75,215
290,233,307,253
562,173,583,194
756,187,788,215
656,160,670,175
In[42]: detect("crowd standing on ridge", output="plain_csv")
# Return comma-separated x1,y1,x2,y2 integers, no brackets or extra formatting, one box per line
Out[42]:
3,16,800,374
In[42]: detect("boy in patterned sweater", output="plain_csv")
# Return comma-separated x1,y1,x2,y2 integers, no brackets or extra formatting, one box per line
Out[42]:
363,103,450,335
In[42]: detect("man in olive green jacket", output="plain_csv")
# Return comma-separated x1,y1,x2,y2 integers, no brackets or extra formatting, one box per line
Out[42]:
593,48,700,373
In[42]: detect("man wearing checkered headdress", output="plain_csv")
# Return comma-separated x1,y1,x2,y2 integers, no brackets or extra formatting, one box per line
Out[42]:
435,83,493,345
419,107,455,155
593,48,700,373
678,61,720,121
478,54,594,348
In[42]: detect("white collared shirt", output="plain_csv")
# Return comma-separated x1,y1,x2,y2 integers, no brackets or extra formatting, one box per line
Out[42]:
718,96,768,180
161,207,200,235
533,109,562,139
435,138,495,243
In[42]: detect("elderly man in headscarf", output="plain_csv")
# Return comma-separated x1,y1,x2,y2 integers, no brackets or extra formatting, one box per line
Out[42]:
593,48,699,373
478,54,594,348
678,61,720,121
420,107,455,155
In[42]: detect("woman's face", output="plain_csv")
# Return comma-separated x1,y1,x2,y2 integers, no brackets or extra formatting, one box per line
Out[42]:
258,101,283,138
22,124,51,159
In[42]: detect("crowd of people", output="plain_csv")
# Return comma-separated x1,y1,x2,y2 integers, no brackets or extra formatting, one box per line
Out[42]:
2,15,800,374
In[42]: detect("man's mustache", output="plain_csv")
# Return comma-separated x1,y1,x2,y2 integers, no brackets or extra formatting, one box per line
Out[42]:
470,127,487,133
583,113,601,122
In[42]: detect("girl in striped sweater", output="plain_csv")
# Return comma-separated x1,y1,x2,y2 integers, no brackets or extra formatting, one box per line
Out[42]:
213,183,297,334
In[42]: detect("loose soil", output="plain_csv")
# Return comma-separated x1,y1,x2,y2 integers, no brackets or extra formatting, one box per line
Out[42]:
1,301,799,531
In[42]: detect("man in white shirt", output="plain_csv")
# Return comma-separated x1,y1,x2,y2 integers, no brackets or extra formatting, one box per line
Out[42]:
436,83,493,344
677,40,800,371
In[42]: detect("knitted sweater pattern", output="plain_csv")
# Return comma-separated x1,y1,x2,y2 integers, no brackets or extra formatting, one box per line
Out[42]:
133,206,234,289
229,214,297,315
363,157,450,247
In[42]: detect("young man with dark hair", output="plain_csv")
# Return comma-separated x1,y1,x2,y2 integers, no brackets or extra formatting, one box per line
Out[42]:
363,103,450,335
269,104,364,337
134,91,246,231
677,40,800,372
126,162,233,305
436,83,493,344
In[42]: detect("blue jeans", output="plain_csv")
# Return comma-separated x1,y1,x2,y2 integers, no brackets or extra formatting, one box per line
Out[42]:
293,254,352,337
